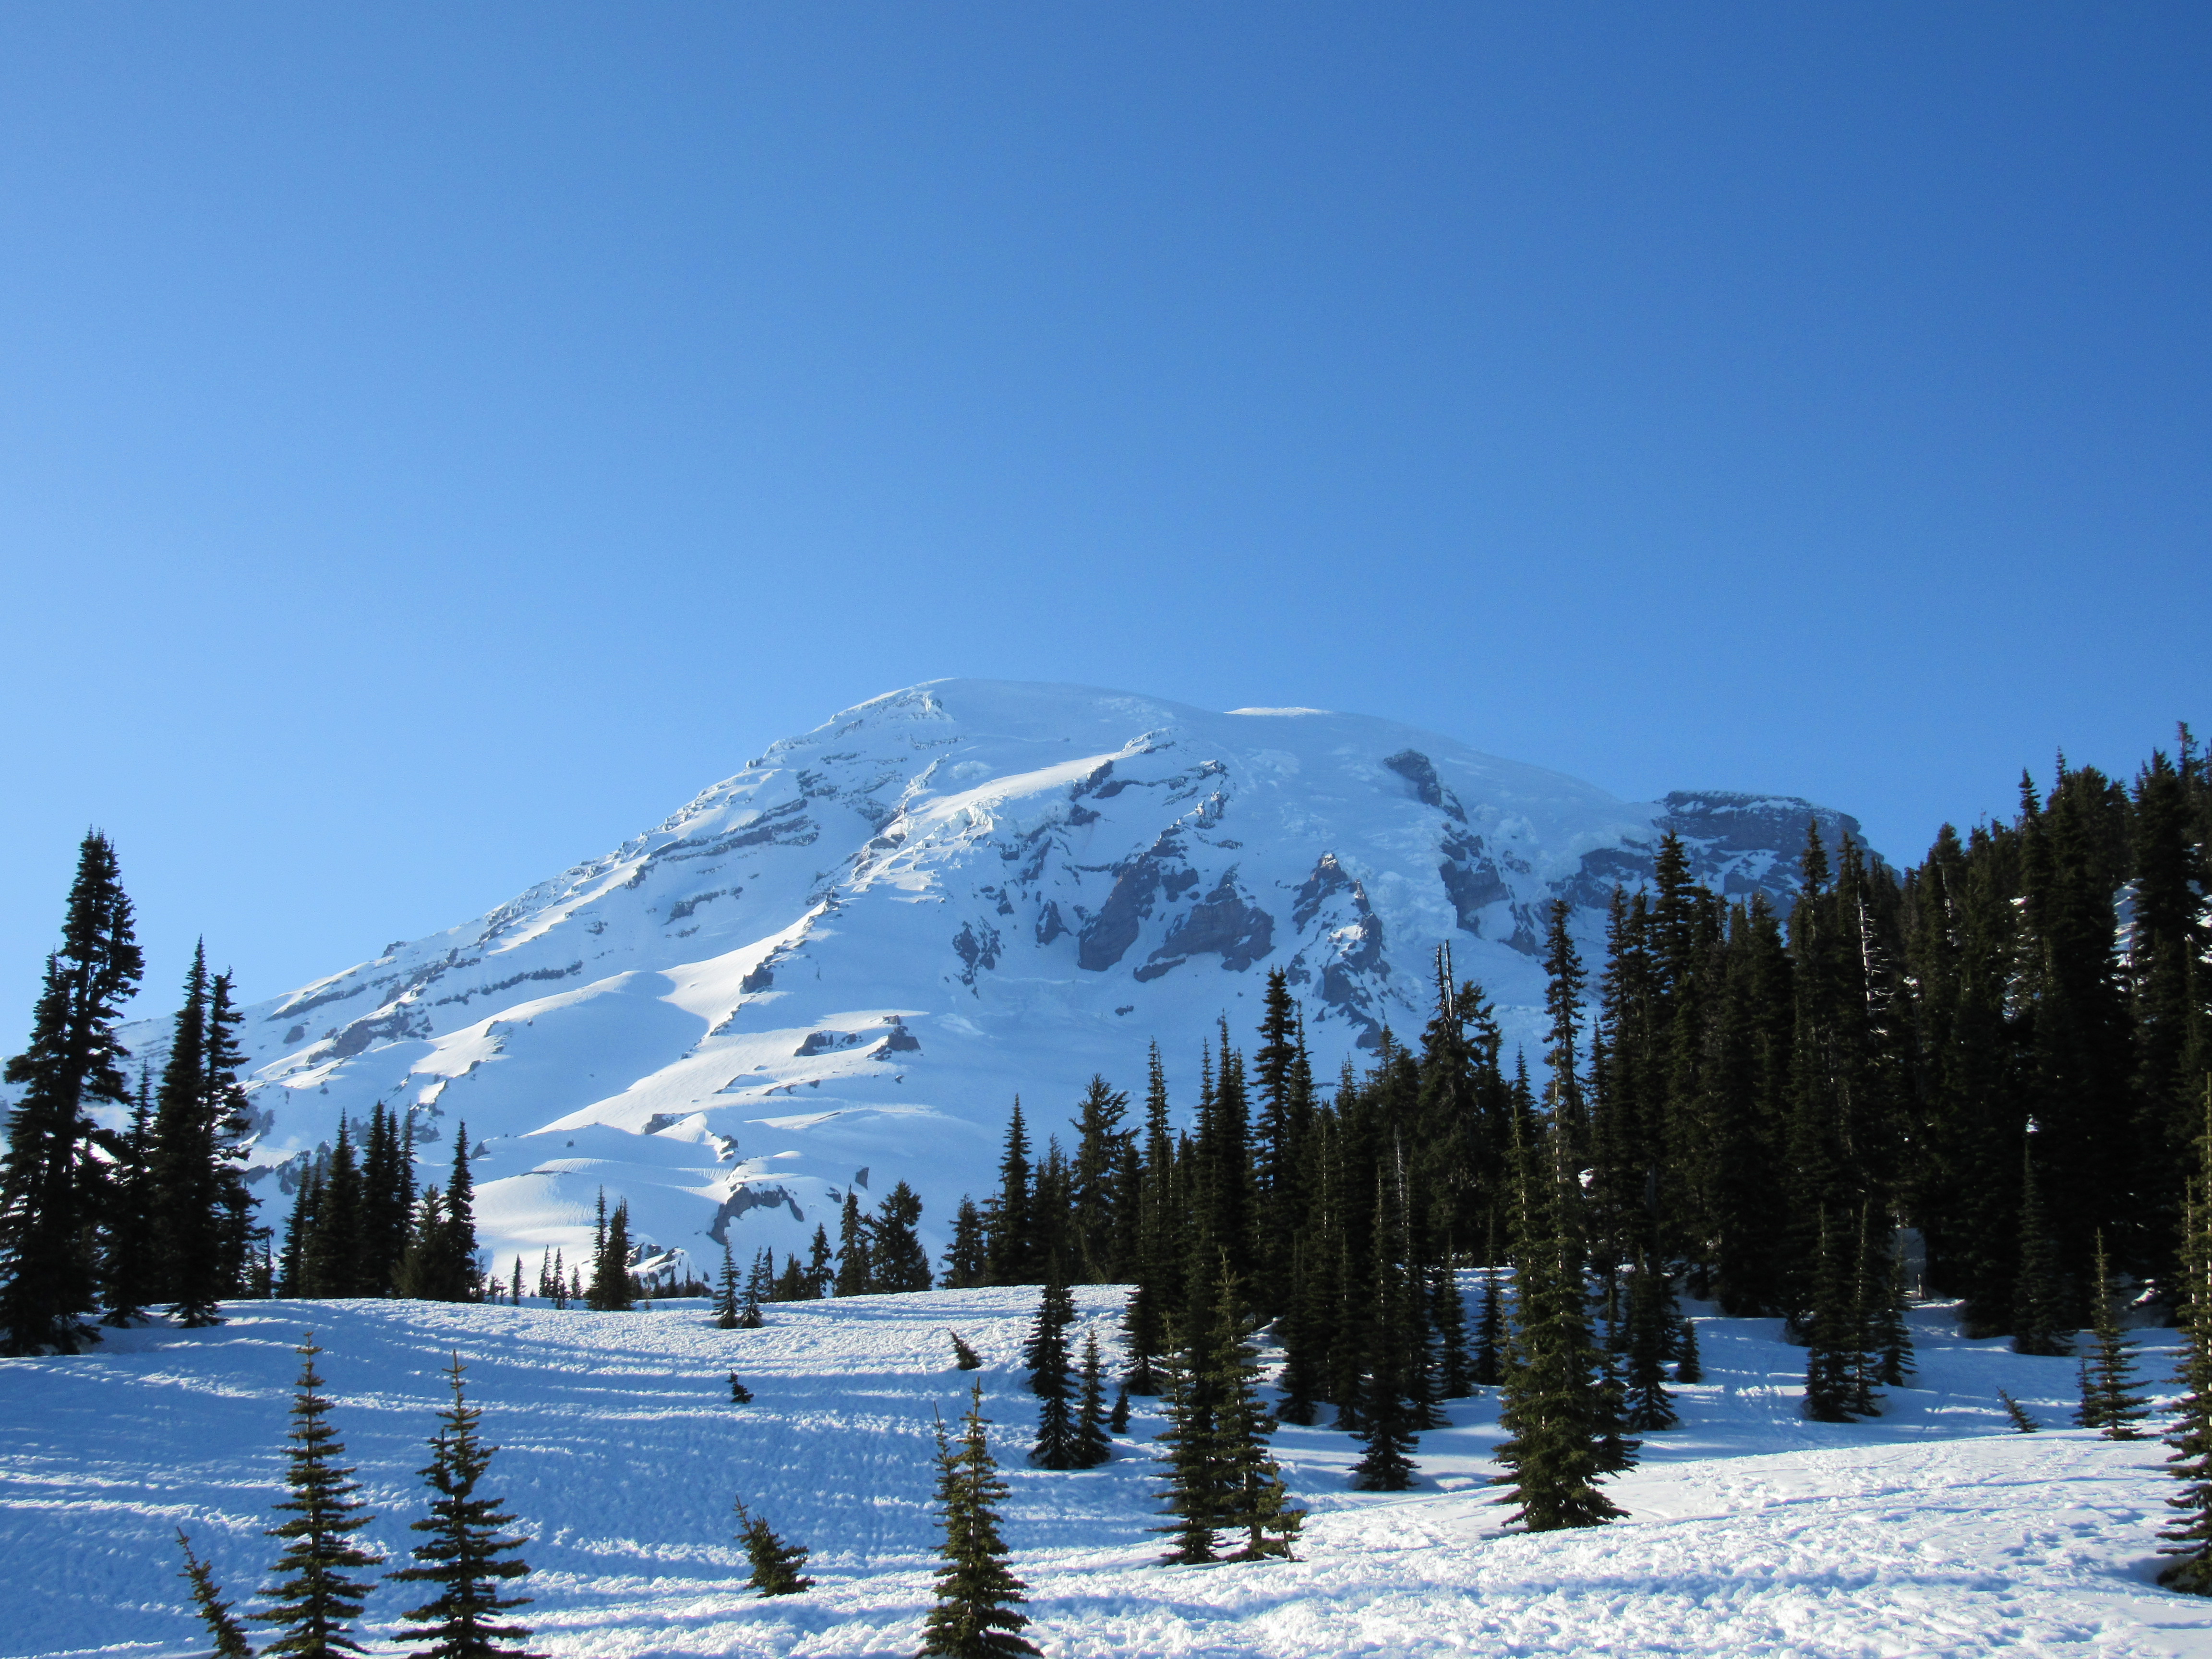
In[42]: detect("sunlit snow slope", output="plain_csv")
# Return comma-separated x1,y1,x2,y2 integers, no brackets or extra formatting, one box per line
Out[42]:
0,1290,2201,1659
119,681,1862,1276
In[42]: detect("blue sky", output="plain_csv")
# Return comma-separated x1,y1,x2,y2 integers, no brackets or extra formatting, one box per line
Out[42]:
1,4,2205,1025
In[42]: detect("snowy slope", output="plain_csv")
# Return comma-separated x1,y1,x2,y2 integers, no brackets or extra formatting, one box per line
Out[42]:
0,1289,2205,1659
115,680,1862,1278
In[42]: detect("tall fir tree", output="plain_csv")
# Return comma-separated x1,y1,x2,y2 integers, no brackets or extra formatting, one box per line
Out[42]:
1622,1254,1679,1432
0,831,144,1355
919,1383,1038,1658
253,1337,384,1658
386,1354,537,1659
586,1193,633,1312
2012,1144,2072,1357
103,1067,157,1326
714,1241,741,1329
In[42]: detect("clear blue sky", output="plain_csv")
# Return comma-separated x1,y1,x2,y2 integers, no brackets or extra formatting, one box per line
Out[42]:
1,4,2205,1029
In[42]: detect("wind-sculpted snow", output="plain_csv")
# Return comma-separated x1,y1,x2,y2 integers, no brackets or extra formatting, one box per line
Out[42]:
107,680,1865,1278
0,1291,2202,1658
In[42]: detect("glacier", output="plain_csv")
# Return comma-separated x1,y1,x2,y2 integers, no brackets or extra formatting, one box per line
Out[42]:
116,679,1863,1278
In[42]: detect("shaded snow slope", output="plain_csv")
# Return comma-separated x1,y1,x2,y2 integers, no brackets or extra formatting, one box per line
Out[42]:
0,1291,2205,1658
112,680,1863,1276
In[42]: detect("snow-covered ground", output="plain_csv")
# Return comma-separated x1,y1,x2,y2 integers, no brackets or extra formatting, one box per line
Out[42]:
4,1288,2208,1658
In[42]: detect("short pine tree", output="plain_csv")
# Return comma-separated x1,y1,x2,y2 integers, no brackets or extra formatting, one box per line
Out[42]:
2079,1231,2149,1440
387,1354,537,1659
1996,1388,2040,1432
732,1499,813,1596
1109,1383,1130,1434
253,1337,384,1658
1073,1326,1112,1468
737,1250,767,1329
918,1384,1038,1658
728,1372,752,1404
713,1243,740,1330
177,1530,256,1658
950,1331,983,1370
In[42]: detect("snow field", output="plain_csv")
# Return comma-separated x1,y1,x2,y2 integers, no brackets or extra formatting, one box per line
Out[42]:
3,1286,2211,1658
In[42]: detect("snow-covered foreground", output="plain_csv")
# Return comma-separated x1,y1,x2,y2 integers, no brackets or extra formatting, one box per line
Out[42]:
5,1288,2211,1658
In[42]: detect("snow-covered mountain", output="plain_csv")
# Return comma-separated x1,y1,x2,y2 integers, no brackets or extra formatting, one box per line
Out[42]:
132,680,1862,1276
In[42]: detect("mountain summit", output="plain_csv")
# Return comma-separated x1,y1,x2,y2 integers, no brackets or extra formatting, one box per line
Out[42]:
143,680,1861,1274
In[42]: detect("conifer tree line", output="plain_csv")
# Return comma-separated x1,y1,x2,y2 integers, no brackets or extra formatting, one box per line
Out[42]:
277,1106,482,1304
946,727,2210,1384
0,835,272,1352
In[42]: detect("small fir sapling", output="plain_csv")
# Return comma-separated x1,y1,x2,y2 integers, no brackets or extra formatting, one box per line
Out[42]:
950,1331,984,1370
176,1530,255,1659
386,1354,538,1659
2078,1231,2150,1440
728,1371,752,1404
1996,1388,2041,1433
1109,1383,1130,1434
732,1500,813,1597
251,1337,384,1657
919,1384,1038,1658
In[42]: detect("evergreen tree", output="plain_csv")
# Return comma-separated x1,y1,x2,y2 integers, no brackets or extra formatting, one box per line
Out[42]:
950,1331,983,1370
147,945,213,1313
0,831,144,1355
986,1100,1037,1286
2164,1094,2212,1593
441,1127,479,1301
942,1199,989,1289
1802,1211,1857,1422
1997,1388,2041,1432
732,1499,813,1597
1109,1383,1130,1434
1622,1255,1679,1432
873,1182,933,1293
835,1191,872,1297
1203,1260,1304,1561
1069,1074,1130,1284
1875,1238,1915,1388
737,1250,767,1328
1072,1325,1112,1468
1152,1325,1227,1564
586,1195,633,1312
306,1123,366,1299
2077,1231,2148,1440
177,1529,256,1659
727,1371,752,1403
714,1241,740,1329
806,1226,834,1298
2012,1145,2072,1357
387,1355,537,1659
1473,1269,1504,1387
1025,1269,1079,1468
103,1068,157,1326
1492,1125,1623,1532
1674,1315,1703,1384
1427,1258,1475,1400
774,1252,807,1302
919,1383,1038,1658
253,1337,384,1657
1121,1046,1176,1394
